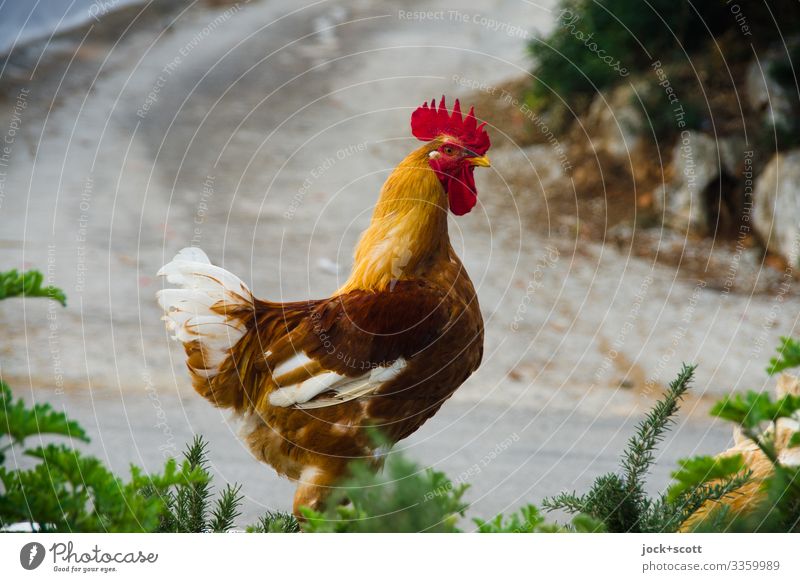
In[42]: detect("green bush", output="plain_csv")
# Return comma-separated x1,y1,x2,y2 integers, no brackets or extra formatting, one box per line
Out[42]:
0,355,206,532
150,436,244,533
635,84,705,141
0,268,66,306
153,436,299,533
1,438,196,533
529,0,800,120
474,504,602,533
300,452,469,532
768,336,800,376
300,448,597,533
0,270,187,532
0,383,295,533
543,365,750,532
529,1,729,109
0,379,87,462
0,269,292,533
247,510,301,533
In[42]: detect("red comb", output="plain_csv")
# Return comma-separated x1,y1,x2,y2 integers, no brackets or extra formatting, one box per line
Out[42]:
411,96,490,155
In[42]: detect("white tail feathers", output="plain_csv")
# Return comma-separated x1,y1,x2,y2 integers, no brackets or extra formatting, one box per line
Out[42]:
156,247,252,378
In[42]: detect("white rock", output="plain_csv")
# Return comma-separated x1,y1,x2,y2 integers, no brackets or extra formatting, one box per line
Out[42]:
746,59,794,131
753,151,800,266
583,84,645,160
656,131,720,230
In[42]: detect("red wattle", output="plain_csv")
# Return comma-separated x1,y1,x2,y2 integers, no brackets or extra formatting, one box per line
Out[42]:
446,165,477,216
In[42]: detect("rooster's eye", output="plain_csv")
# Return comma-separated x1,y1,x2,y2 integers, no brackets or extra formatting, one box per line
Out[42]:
442,146,455,156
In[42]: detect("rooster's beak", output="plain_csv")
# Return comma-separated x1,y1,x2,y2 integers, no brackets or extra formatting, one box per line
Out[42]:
467,155,491,167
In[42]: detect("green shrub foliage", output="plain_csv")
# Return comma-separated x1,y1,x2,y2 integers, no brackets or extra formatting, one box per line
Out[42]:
528,0,800,152
300,452,469,532
543,365,750,532
0,269,66,306
0,269,285,533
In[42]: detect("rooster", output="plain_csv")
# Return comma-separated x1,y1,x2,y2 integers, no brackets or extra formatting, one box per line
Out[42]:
157,97,491,516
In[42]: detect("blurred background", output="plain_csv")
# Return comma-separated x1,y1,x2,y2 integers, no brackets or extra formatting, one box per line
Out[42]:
1,0,799,524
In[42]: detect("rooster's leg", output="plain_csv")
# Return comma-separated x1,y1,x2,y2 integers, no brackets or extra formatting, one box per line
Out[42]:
292,466,344,520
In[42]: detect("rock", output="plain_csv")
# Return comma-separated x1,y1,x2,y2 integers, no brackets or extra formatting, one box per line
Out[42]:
753,151,800,266
746,59,794,131
583,83,645,160
655,131,720,230
718,136,747,176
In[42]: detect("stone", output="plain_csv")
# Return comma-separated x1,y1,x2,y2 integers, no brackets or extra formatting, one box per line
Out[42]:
718,136,748,177
655,131,720,230
752,151,800,266
746,59,794,132
584,83,645,160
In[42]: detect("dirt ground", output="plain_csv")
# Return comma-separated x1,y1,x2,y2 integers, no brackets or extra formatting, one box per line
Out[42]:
1,0,798,525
